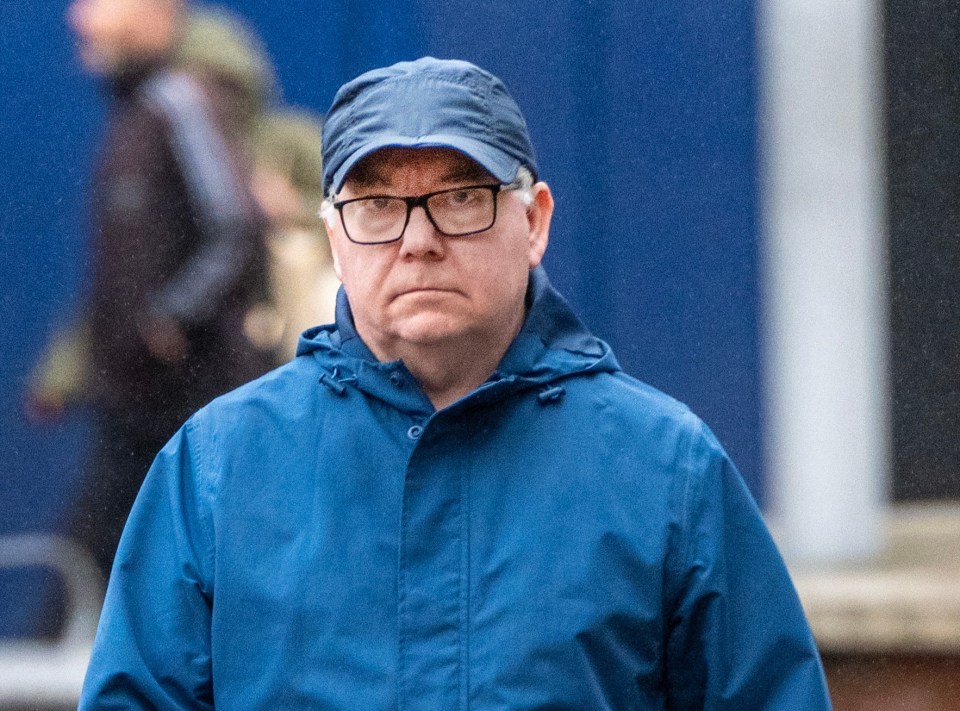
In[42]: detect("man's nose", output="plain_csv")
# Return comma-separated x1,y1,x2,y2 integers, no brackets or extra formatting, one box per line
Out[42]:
399,205,445,257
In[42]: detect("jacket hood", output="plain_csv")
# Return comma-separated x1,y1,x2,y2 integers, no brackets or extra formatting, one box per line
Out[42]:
295,267,620,410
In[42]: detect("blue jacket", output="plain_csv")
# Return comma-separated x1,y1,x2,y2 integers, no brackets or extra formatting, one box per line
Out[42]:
80,268,831,710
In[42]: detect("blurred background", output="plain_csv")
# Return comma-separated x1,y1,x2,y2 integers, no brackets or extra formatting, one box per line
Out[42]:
1,0,958,708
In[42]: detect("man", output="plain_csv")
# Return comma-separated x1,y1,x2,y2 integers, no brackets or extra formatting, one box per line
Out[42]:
79,58,832,709
34,0,274,588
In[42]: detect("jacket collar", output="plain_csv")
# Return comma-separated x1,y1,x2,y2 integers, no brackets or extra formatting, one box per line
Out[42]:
297,267,619,412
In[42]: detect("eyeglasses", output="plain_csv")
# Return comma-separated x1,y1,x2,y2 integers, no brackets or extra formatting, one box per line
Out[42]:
330,182,522,245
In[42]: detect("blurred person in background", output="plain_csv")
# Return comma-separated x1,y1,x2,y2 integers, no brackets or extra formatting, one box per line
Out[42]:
25,0,276,614
177,6,338,360
249,108,340,360
28,6,337,412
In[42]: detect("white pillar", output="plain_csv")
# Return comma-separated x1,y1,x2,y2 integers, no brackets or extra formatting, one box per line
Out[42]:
758,0,889,563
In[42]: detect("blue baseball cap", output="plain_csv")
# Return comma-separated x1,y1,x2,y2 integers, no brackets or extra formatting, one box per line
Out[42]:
322,57,538,194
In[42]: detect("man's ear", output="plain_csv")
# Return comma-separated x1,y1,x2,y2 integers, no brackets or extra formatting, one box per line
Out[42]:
323,212,344,280
526,182,553,269
331,249,343,281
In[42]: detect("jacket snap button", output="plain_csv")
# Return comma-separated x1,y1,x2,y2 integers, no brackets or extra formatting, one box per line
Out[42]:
389,372,403,387
407,424,424,440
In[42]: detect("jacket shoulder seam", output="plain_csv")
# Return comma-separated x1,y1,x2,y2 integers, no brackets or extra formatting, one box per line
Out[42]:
184,412,216,578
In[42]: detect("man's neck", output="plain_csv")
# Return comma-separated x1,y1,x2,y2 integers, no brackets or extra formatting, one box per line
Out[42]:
406,339,511,411
365,318,524,411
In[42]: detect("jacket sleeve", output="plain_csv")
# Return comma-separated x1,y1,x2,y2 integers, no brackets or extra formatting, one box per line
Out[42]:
143,72,262,327
664,420,833,710
78,417,215,710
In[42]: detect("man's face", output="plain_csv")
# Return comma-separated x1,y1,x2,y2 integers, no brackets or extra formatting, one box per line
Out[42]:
67,0,176,76
326,147,552,361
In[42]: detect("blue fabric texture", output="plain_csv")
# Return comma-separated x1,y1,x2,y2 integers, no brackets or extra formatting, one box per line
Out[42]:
79,267,831,710
322,57,539,194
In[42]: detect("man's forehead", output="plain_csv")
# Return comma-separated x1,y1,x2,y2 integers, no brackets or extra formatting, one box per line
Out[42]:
344,147,494,188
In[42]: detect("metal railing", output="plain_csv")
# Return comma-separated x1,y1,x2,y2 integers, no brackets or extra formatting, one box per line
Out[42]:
0,535,104,708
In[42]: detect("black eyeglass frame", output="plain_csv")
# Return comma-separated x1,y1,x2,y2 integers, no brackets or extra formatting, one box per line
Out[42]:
331,182,518,245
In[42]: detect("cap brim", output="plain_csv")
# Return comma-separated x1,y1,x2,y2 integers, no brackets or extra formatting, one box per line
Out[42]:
330,134,521,194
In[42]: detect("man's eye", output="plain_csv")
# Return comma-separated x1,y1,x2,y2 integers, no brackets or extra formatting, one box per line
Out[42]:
440,189,482,207
368,197,395,211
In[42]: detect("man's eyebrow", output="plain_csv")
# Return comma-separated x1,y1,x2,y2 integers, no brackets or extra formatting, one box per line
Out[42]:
345,159,495,191
344,164,389,189
440,164,495,183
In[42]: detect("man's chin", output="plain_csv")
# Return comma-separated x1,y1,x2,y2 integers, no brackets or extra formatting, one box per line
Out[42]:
389,311,474,346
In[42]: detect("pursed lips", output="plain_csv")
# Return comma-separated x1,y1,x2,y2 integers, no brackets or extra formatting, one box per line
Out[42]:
395,286,459,297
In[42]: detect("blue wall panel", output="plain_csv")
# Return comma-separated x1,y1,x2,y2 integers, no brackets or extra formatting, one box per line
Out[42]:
0,0,760,634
